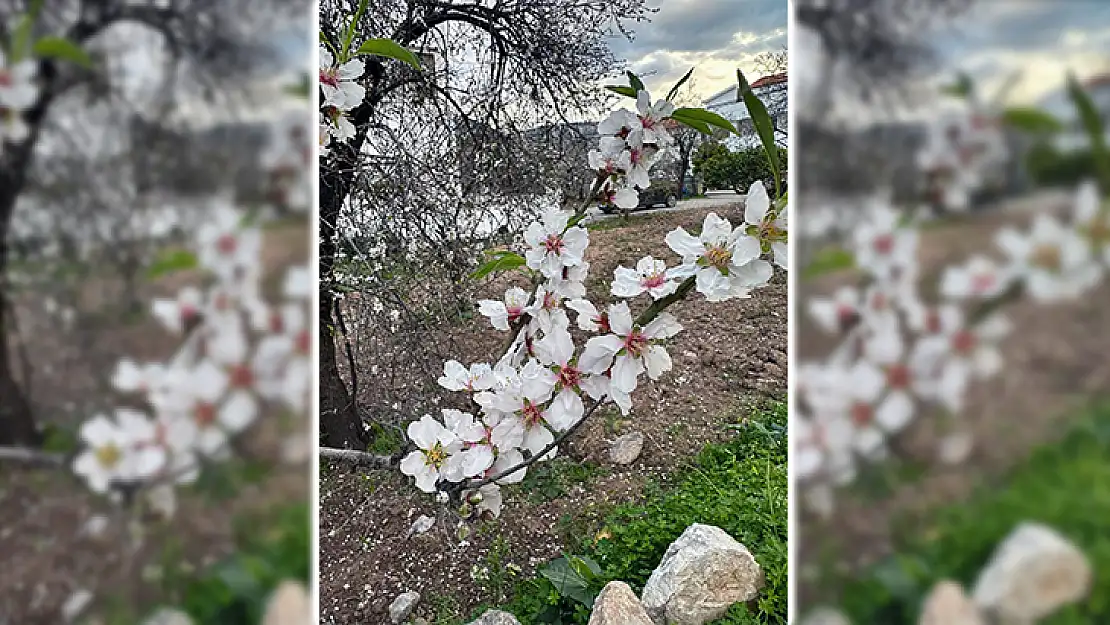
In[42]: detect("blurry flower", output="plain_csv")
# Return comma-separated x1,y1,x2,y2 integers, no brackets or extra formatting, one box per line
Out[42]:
996,214,1101,302
74,410,167,494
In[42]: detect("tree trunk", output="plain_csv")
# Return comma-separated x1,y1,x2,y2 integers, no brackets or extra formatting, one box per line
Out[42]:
317,129,370,450
0,191,41,447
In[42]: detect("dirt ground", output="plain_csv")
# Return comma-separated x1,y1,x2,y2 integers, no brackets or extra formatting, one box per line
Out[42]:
318,205,788,624
0,224,311,624
795,191,1110,606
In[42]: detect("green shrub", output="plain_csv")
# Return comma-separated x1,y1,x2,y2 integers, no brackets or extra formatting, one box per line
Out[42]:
693,145,786,193
498,400,788,624
1026,142,1096,187
835,401,1110,624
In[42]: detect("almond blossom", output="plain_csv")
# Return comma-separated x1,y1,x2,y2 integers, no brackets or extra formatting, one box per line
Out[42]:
319,47,365,110
612,255,679,300
478,286,530,331
743,180,788,269
438,360,496,392
996,213,1102,302
578,302,682,396
73,410,167,494
665,213,772,302
523,208,589,278
400,415,463,493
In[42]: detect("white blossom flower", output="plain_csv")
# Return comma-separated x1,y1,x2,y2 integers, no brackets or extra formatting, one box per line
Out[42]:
599,180,639,210
523,209,589,278
612,256,679,300
597,108,642,141
743,180,788,270
441,410,496,480
478,360,558,457
438,360,496,392
547,262,588,300
631,90,675,147
912,314,1010,413
666,212,772,302
1072,180,1110,265
852,203,918,282
940,255,1014,300
578,302,682,396
477,286,530,331
822,360,915,459
565,298,610,333
319,47,365,110
400,415,463,493
533,326,606,429
74,410,167,494
996,214,1102,302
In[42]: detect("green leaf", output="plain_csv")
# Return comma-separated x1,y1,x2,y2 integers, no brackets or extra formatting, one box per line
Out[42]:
357,38,421,70
539,557,597,608
668,110,714,135
737,68,782,197
340,0,371,62
605,85,637,99
626,71,645,94
470,251,526,279
672,107,738,135
1067,73,1110,188
147,249,198,278
1001,107,1064,134
941,72,974,100
666,67,695,102
31,36,93,68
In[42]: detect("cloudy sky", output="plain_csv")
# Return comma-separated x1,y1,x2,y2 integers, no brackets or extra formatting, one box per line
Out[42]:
934,1,1110,107
608,0,787,103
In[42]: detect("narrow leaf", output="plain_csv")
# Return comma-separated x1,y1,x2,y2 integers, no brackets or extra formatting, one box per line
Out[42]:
1000,107,1064,134
357,39,421,70
672,107,738,135
668,110,714,135
605,85,637,98
341,0,371,61
736,68,781,195
626,71,645,94
470,252,526,280
1067,73,1110,188
32,37,94,68
666,67,695,101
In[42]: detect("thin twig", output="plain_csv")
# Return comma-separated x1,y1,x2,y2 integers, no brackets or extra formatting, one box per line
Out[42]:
0,445,66,467
319,446,396,469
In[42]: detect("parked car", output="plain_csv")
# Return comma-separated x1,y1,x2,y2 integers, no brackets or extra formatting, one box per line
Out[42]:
600,180,679,214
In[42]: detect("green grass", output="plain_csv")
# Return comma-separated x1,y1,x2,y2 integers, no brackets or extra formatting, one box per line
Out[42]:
801,246,854,279
516,457,609,504
488,400,788,624
831,400,1110,624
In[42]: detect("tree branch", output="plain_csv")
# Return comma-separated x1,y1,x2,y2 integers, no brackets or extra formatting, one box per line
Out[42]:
319,446,397,468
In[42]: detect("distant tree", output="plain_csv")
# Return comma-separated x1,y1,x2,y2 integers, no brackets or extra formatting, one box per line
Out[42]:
753,47,788,76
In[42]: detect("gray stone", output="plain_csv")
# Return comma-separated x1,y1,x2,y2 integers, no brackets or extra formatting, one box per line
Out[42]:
610,432,645,465
918,580,984,625
588,581,653,625
799,607,851,625
467,610,522,625
142,608,194,625
262,581,310,625
389,591,421,624
61,589,93,623
971,522,1091,623
407,514,436,538
641,524,764,625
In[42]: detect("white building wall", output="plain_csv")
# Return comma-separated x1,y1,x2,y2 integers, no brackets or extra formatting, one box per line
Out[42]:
703,80,788,151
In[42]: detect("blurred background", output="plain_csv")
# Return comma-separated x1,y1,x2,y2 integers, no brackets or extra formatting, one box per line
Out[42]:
0,1,312,623
793,0,1110,623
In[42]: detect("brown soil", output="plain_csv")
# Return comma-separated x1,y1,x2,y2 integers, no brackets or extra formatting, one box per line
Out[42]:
0,224,310,624
796,191,1110,606
319,205,788,624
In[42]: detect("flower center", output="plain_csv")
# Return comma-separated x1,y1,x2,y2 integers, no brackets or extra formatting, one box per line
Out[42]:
542,291,559,310
924,311,943,334
296,329,310,355
702,245,732,271
850,402,873,427
836,304,859,331
624,328,649,357
543,234,564,254
424,442,447,468
194,402,218,428
521,400,544,427
596,312,611,334
951,330,976,355
556,365,581,390
1082,218,1110,247
641,271,666,289
506,305,523,322
1031,244,1062,272
95,443,122,468
216,234,238,255
873,234,894,255
229,364,253,389
972,274,995,295
886,364,911,389
319,68,339,88
269,311,285,333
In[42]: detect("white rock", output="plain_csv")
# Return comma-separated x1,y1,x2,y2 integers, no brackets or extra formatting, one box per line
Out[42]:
937,431,974,465
408,515,435,538
641,524,764,625
142,608,195,625
262,580,311,625
389,591,421,624
799,607,852,625
971,522,1091,623
467,610,521,625
61,589,93,622
610,432,645,465
588,581,653,625
918,580,984,625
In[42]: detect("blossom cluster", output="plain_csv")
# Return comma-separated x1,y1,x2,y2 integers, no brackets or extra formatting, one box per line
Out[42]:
318,46,363,156
796,178,1108,517
71,121,314,513
0,48,38,151
916,109,1009,214
395,90,788,516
